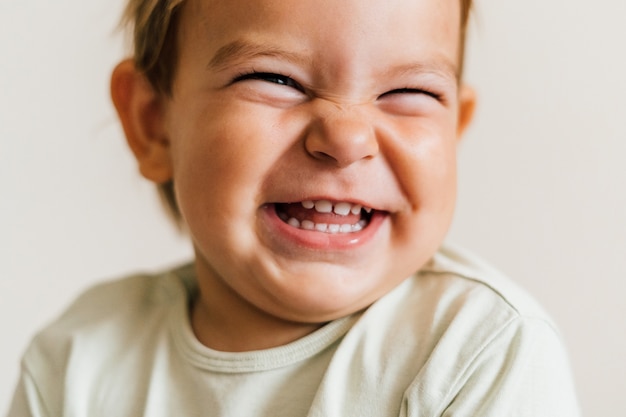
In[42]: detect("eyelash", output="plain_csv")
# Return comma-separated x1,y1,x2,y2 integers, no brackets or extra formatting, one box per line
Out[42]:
381,88,443,102
232,71,305,92
232,71,443,102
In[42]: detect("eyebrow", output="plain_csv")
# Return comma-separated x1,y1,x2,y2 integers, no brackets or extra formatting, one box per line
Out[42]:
207,39,459,83
386,60,459,83
208,39,311,71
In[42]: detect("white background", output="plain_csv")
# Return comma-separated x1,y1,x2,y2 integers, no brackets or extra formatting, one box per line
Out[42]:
1,0,624,415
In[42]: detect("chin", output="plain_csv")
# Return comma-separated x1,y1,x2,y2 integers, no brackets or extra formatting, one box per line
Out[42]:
254,256,404,322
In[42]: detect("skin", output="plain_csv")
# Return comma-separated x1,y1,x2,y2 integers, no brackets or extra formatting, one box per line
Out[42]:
111,0,476,352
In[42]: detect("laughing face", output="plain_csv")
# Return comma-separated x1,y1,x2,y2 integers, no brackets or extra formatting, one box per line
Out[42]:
114,0,475,349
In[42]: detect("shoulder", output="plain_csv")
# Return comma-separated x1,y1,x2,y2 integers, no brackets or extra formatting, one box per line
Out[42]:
352,243,558,348
358,244,559,355
15,264,196,416
65,263,194,319
418,243,555,326
386,245,579,416
40,263,194,336
321,245,580,416
403,243,564,361
21,263,196,378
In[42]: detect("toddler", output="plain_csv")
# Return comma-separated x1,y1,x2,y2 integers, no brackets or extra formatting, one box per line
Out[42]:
7,0,581,415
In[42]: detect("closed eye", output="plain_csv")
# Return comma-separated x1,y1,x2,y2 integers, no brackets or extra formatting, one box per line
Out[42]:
232,72,304,92
376,86,448,115
380,88,442,102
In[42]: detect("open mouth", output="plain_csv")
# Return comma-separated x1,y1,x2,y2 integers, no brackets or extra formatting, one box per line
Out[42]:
274,200,374,234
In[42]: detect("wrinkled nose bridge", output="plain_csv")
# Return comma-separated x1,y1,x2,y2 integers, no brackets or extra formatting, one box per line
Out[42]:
305,101,379,167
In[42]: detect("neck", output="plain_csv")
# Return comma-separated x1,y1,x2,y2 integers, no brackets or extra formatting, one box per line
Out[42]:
190,261,324,352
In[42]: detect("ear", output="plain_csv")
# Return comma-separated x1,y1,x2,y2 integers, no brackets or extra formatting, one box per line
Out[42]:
110,59,173,184
456,85,477,139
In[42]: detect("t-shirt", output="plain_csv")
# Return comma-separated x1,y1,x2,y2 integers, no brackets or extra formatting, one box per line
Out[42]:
7,245,581,416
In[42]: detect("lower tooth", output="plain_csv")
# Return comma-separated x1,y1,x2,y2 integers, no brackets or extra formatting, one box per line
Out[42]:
340,224,353,233
315,223,328,232
292,220,367,233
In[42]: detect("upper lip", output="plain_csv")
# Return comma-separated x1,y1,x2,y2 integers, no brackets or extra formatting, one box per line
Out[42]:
261,183,398,213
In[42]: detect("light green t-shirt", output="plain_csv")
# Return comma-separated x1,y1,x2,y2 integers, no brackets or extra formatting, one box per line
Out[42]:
7,245,581,416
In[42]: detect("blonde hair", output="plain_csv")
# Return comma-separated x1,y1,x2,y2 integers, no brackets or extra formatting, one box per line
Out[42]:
121,0,474,220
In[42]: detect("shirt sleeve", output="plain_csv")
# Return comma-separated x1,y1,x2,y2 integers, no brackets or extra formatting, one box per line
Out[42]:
440,317,581,417
5,367,49,417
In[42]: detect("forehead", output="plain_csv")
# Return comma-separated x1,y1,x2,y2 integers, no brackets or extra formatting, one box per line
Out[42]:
178,0,461,75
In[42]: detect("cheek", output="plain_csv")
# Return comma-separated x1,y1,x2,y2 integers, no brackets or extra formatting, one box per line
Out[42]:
166,100,298,232
385,119,458,205
384,120,458,246
170,103,273,187
415,138,458,203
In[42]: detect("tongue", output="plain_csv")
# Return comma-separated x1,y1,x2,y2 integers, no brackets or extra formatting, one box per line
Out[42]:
277,203,361,225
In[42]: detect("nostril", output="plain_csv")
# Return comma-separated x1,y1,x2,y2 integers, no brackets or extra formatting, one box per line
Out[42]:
306,142,376,168
310,150,335,162
304,113,379,167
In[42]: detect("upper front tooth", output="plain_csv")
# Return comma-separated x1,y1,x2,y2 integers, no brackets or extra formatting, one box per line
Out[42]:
314,200,333,213
304,200,371,215
333,202,352,216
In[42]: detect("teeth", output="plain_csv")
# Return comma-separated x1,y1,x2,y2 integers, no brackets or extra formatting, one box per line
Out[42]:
300,200,372,216
281,200,374,233
285,217,369,234
334,202,351,216
340,224,353,233
314,200,333,213
301,220,315,230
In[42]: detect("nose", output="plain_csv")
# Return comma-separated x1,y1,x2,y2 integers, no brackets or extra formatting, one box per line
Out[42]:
304,102,379,168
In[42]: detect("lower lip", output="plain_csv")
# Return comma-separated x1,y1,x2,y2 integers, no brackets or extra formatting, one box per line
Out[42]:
258,204,387,252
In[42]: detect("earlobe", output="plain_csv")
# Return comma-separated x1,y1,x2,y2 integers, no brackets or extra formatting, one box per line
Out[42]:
456,85,477,139
110,59,173,184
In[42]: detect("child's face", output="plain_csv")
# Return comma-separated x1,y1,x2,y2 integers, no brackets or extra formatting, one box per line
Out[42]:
148,0,473,323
